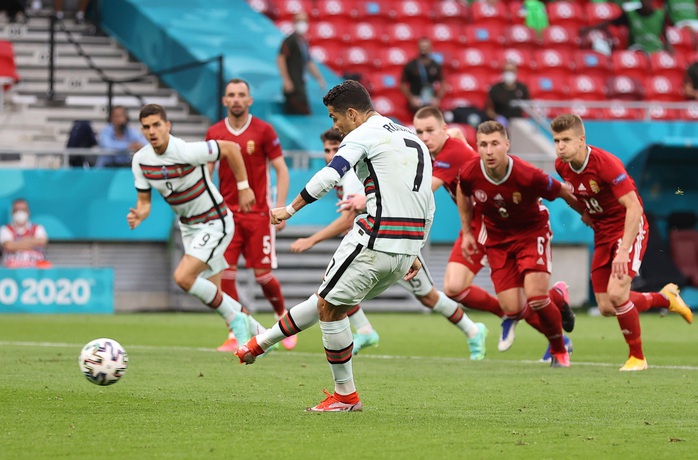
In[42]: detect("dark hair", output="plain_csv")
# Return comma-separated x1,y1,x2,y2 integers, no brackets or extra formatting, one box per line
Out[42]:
414,106,445,123
12,198,28,209
550,113,585,134
109,105,128,122
225,78,251,95
320,128,343,143
322,80,373,113
139,104,168,122
477,120,508,139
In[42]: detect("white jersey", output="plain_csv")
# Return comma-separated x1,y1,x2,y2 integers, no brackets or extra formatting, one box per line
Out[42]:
334,169,364,200
303,114,434,255
132,136,227,225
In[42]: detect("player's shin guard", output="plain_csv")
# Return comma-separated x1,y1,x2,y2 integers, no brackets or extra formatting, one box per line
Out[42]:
433,291,478,337
320,317,356,396
256,294,320,350
615,299,644,359
453,286,505,317
528,296,565,353
347,304,374,334
255,271,287,317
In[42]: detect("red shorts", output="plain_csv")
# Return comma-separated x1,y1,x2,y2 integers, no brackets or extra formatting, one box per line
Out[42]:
225,212,277,269
590,222,648,293
448,231,486,274
487,226,553,293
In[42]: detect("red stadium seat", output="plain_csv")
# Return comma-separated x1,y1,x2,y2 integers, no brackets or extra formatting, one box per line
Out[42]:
343,46,375,76
529,75,569,100
308,21,346,44
680,103,698,121
358,0,392,23
649,51,686,85
666,26,697,56
309,44,344,70
389,0,431,25
645,75,684,102
275,20,294,36
602,102,644,120
446,73,489,109
464,24,505,55
547,1,586,29
586,2,623,24
347,22,383,45
534,49,574,80
504,24,539,51
470,0,509,28
542,25,580,51
567,102,604,120
607,76,644,101
425,23,464,55
313,0,361,19
432,0,469,26
569,75,606,100
277,0,311,20
498,48,534,82
385,22,424,44
446,123,478,148
370,71,402,96
456,48,499,75
376,47,410,73
647,104,680,120
373,93,411,123
508,1,526,25
573,50,611,80
611,50,650,82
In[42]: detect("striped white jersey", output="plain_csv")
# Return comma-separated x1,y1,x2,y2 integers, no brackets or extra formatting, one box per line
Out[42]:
132,136,228,225
335,169,364,200
303,114,435,255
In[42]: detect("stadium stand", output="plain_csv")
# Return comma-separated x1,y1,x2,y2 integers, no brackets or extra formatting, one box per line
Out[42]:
668,212,698,287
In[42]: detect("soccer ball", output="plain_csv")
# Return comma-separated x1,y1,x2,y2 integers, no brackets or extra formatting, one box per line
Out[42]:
78,338,128,386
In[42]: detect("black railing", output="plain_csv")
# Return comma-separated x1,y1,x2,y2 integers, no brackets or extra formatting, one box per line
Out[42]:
47,15,225,120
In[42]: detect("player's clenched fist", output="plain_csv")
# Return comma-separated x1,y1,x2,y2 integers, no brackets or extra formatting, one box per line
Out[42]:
270,206,292,225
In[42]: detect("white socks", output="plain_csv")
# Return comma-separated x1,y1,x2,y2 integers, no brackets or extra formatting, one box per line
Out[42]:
433,291,478,338
257,294,320,350
320,317,356,395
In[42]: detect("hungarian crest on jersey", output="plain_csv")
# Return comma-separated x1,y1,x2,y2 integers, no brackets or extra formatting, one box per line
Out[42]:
246,140,256,155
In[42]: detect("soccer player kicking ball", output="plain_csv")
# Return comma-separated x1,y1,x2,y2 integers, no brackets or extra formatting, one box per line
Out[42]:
551,114,693,371
236,80,435,412
457,121,583,368
292,127,488,360
127,104,266,348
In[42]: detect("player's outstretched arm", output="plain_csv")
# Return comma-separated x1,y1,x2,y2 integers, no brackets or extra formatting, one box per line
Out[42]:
218,141,255,212
127,191,152,230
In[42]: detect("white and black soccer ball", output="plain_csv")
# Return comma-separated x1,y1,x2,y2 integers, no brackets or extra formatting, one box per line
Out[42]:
78,338,128,386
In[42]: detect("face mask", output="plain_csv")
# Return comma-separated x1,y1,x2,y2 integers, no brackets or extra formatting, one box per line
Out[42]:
502,71,517,85
13,210,29,226
294,21,309,35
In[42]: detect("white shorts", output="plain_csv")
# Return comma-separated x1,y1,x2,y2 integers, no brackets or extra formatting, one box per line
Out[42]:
179,213,234,279
395,252,434,297
318,234,416,306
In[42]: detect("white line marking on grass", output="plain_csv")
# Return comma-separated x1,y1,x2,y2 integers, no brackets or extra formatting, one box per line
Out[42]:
3,340,698,371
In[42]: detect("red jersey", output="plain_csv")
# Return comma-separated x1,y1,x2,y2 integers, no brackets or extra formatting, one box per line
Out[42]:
432,137,478,202
459,155,562,246
555,145,643,244
206,115,283,214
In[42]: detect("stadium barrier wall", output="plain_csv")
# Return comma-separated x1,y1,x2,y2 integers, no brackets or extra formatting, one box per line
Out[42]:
0,267,114,314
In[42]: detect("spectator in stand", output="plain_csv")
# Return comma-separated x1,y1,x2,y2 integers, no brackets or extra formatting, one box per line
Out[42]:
581,0,673,54
523,0,549,35
1,198,51,268
485,61,530,125
400,37,445,114
96,105,147,168
667,0,698,31
54,0,91,23
277,11,326,115
685,59,698,100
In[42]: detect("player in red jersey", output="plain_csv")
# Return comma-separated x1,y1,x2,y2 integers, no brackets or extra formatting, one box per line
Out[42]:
206,78,294,352
416,108,576,355
551,114,693,371
457,121,583,367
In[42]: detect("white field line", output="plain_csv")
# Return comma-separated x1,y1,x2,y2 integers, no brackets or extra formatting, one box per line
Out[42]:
2,340,698,371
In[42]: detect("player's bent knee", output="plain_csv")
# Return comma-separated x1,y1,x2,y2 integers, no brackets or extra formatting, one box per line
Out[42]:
598,302,617,317
172,270,194,291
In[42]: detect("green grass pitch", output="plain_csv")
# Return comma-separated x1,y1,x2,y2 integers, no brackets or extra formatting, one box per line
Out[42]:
0,311,696,459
